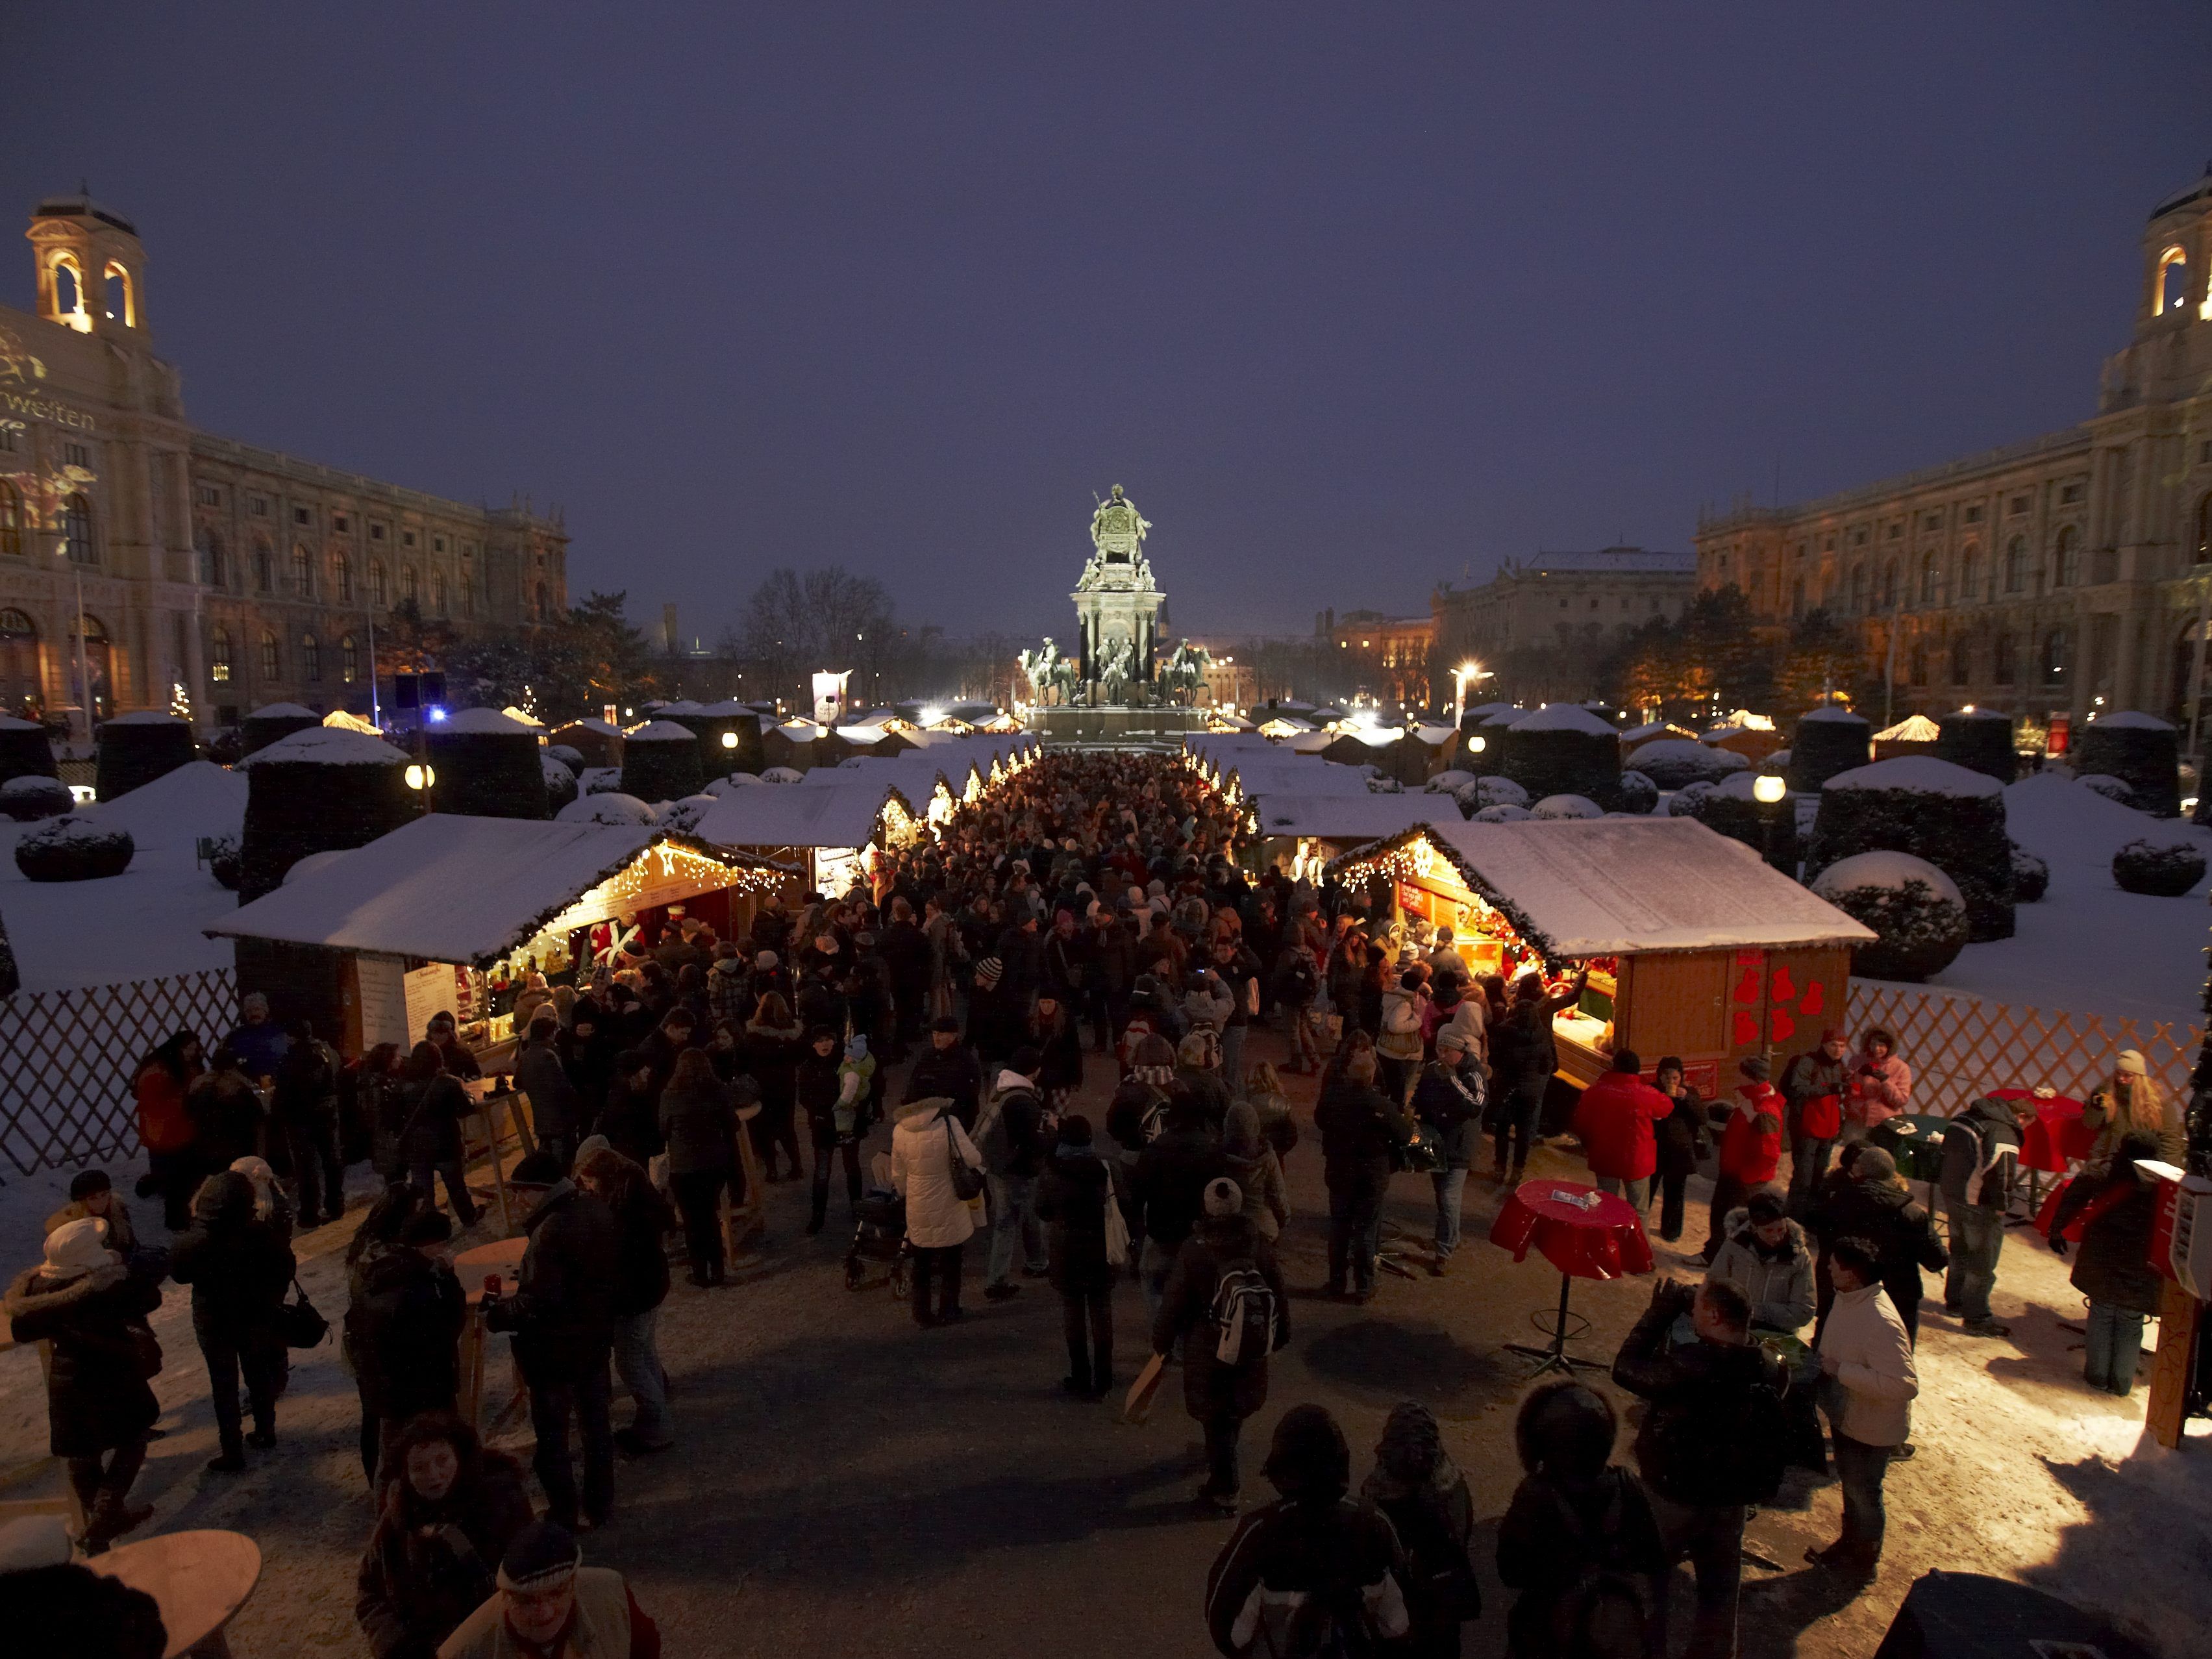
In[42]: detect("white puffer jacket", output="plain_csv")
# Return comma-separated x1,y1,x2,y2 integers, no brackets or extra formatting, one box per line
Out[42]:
891,1099,984,1249
1816,1282,1918,1446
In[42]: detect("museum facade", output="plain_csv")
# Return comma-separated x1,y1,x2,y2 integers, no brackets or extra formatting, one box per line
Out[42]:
1693,166,2212,741
0,192,567,731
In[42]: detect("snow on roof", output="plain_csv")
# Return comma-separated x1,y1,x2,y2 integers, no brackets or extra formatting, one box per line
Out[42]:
1800,705,1869,725
246,703,318,721
1813,850,1964,908
652,699,706,715
440,708,536,735
1480,707,1530,728
1513,704,1617,737
1255,794,1435,842
1621,722,1689,742
1284,731,1338,753
1330,818,1874,956
1463,702,1520,724
1870,714,1942,742
207,816,783,964
554,717,624,736
235,727,406,768
693,779,913,850
556,793,656,825
694,699,760,720
0,714,43,731
1629,738,1748,770
626,719,697,743
103,710,187,727
2093,710,2176,732
1825,755,2002,799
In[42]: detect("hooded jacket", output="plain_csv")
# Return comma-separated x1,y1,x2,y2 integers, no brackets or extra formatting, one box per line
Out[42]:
169,1174,294,1339
2052,1154,2163,1315
1717,1084,1783,1185
1939,1096,2022,1211
5,1260,163,1457
354,1423,533,1659
1846,1049,1913,1129
344,1242,466,1420
1706,1210,1816,1332
977,1069,1048,1178
1780,1049,1848,1141
1152,1212,1288,1422
1132,1121,1232,1251
1573,1069,1675,1182
1035,1141,1120,1294
491,1181,619,1384
511,1035,582,1143
1806,1168,1947,1312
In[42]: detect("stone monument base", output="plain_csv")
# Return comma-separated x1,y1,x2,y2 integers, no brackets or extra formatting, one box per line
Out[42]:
1032,704,1209,745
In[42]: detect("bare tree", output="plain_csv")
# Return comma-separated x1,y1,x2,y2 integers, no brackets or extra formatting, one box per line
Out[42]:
723,566,899,714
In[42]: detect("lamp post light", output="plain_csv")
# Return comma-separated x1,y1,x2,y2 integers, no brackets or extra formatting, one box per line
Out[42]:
1752,771,1791,872
1449,662,1491,729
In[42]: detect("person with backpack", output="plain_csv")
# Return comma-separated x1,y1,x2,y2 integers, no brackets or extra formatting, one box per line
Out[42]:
1804,1236,1918,1579
977,1047,1052,1303
1937,1094,2022,1338
1315,1050,1411,1301
1154,1177,1289,1512
1034,1114,1122,1397
1609,1275,1783,1659
1132,1094,1232,1319
1497,1382,1668,1659
1361,1401,1479,1657
1205,1404,1410,1656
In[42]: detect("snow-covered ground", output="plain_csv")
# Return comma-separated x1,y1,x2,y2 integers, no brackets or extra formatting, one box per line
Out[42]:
1928,772,2211,1026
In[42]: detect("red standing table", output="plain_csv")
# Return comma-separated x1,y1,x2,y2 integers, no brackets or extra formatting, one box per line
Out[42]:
1989,1088,2095,1227
1489,1179,1655,1376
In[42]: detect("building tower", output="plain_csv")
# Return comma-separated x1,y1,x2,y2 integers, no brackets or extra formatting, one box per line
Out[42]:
27,192,149,342
2099,162,2212,414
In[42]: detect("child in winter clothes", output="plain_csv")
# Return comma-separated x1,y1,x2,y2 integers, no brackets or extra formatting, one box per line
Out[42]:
1702,1058,1782,1264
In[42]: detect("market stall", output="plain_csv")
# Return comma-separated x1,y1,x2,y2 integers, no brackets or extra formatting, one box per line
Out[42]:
1326,817,1876,1095
693,777,926,900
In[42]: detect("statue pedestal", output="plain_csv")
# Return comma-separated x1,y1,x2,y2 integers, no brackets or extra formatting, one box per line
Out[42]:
1032,704,1208,745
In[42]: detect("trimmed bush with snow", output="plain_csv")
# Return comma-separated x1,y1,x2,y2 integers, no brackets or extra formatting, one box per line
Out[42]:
541,754,579,813
1788,705,1870,793
580,766,625,797
1426,769,1475,793
15,814,136,882
547,743,586,771
1812,851,1969,982
556,792,658,827
1499,703,1619,806
1474,775,1529,809
704,771,766,797
1933,708,2017,784
1630,738,1749,790
206,831,242,891
2076,712,2180,818
620,720,705,803
2009,842,2050,902
1613,770,1658,815
1663,780,1716,819
95,710,195,802
1808,755,2015,942
658,794,719,836
2076,773,2135,807
0,714,58,790
427,707,549,820
758,766,806,784
1683,771,1796,868
1473,803,1533,823
1,774,73,821
235,726,414,903
1531,793,1603,820
2112,838,2205,897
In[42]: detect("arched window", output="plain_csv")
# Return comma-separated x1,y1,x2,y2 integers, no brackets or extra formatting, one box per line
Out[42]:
1848,564,1870,615
0,480,21,557
331,551,353,603
253,543,273,593
340,635,358,684
1950,636,1972,686
62,493,93,565
2041,627,2069,685
1878,560,1899,610
292,543,312,599
2159,245,2190,315
1919,551,1939,605
460,569,476,619
1993,629,2017,686
196,528,225,588
431,573,448,619
401,564,419,605
103,262,134,327
534,581,550,621
2196,494,2211,564
0,608,40,716
1959,545,1981,602
369,560,388,608
260,630,280,680
2004,536,2027,593
1908,641,1928,686
301,632,321,682
69,615,110,718
2054,525,2081,588
50,253,84,323
210,625,232,684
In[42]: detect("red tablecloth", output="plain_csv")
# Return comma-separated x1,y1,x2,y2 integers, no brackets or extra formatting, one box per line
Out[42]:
1489,1180,1654,1280
1989,1089,2093,1175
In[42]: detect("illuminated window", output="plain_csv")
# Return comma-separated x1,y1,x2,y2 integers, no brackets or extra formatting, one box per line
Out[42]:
2159,245,2189,314
49,253,87,328
196,529,225,587
2054,525,2081,588
370,560,388,608
292,543,312,598
260,630,280,680
1918,551,1938,605
0,481,20,557
210,627,231,684
62,493,93,565
301,632,321,682
332,551,352,603
102,262,134,327
1,608,40,713
340,634,358,683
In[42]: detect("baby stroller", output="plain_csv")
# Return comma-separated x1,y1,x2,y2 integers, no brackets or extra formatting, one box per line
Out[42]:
845,1151,911,1296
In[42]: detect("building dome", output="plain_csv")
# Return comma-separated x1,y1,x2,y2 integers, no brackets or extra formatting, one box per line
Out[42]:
2150,164,2212,222
32,192,138,237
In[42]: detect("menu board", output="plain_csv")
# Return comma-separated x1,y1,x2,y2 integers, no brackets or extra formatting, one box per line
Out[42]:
403,963,460,1043
356,955,410,1051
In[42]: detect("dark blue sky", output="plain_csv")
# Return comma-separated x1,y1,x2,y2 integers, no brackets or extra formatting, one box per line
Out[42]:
7,5,2207,642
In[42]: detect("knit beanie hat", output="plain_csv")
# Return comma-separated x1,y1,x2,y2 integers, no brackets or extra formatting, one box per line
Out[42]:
42,1216,116,1280
68,1169,111,1201
1739,1056,1771,1082
497,1519,582,1592
1851,1146,1899,1184
1203,1176,1243,1217
1056,1114,1093,1147
1744,1186,1788,1224
2117,1049,2148,1077
755,950,779,971
1261,1404,1352,1501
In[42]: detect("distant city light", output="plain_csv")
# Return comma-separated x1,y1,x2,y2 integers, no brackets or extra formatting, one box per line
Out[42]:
425,705,447,723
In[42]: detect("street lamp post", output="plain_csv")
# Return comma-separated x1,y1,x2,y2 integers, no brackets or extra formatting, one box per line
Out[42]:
1752,771,1790,872
1450,661,1491,729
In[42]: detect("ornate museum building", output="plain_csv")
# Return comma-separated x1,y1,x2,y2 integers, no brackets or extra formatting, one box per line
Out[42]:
1694,166,2212,735
0,192,567,730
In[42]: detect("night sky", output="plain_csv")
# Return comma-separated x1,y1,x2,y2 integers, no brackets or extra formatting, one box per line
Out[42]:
6,6,2207,642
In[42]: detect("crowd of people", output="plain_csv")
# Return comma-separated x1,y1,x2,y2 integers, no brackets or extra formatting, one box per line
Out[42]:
5,745,2178,1659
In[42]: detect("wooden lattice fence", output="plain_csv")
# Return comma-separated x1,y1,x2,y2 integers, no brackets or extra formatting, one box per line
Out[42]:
1846,980,2202,1117
0,967,237,1175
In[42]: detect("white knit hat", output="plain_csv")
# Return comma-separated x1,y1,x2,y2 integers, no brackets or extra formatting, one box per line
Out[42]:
2116,1049,2147,1077
42,1215,116,1280
1204,1177,1243,1217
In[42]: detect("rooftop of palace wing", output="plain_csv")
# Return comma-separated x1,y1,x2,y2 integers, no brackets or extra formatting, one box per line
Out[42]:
206,816,786,964
1333,818,1875,957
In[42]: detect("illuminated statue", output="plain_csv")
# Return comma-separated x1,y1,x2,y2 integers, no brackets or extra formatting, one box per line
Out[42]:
1071,484,1166,697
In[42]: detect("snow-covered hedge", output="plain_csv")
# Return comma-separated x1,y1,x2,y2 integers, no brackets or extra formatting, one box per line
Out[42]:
1683,771,1797,869
657,793,719,836
95,711,195,803
1613,770,1658,816
547,743,586,771
1498,704,1619,807
556,792,658,827
2112,838,2206,897
0,714,58,790
620,721,704,804
1630,738,1749,790
1460,705,1522,777
541,754,579,813
1807,755,2014,942
15,814,136,882
1788,705,1870,793
1531,793,1603,820
1,774,73,821
236,727,414,903
1934,709,2017,784
759,766,806,784
2076,713,2180,818
241,703,322,757
427,710,549,820
1812,851,1969,982
1473,803,1533,823
2009,842,2050,903
206,831,242,891
2078,773,2135,806
201,727,246,767
1663,780,1716,819
1426,769,1476,794
704,771,765,797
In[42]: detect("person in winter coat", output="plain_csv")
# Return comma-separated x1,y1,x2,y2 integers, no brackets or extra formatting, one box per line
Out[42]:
1376,969,1428,1105
1779,1029,1848,1213
595,1050,661,1171
354,1411,534,1659
343,1205,464,1486
1704,1188,1815,1334
1702,1058,1782,1264
5,1216,164,1552
1034,1114,1121,1397
44,1169,143,1265
132,1029,204,1230
1572,1049,1674,1212
512,1015,585,1172
797,1027,863,1235
1938,1094,2022,1337
1028,993,1086,1109
739,993,806,1180
169,1169,294,1471
1484,971,1585,1180
1650,1056,1710,1244
1361,1401,1479,1658
889,1095,984,1328
1315,1051,1410,1299
2081,1051,2187,1171
1806,1237,1917,1578
1154,1180,1289,1510
185,1047,266,1176
1843,1029,1911,1141
904,1016,984,1128
1205,1405,1410,1656
270,1019,346,1229
1805,1146,1947,1343
393,1042,478,1226
573,1145,677,1453
1496,1380,1667,1659
1221,1102,1289,1243
1132,1094,1232,1319
482,1152,621,1531
704,948,753,1034
225,990,292,1080
1239,1061,1299,1166
1413,1032,1489,1273
978,1049,1052,1299
656,1049,741,1288
2050,1130,2165,1395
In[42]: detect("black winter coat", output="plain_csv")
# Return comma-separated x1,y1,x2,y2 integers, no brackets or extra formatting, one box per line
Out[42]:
511,1038,582,1143
186,1072,266,1167
344,1245,466,1420
1035,1148,1119,1295
5,1264,163,1457
904,1043,984,1127
740,1022,804,1120
169,1208,294,1341
1654,1085,1710,1177
2054,1163,2163,1315
597,1077,663,1166
1610,1295,1783,1508
1806,1175,1948,1317
491,1182,619,1384
1488,1006,1558,1098
1153,1214,1287,1423
1314,1078,1410,1191
1496,1467,1668,1658
394,1073,471,1167
601,1167,677,1317
796,1051,844,1147
660,1077,738,1175
354,1432,534,1659
1132,1125,1230,1250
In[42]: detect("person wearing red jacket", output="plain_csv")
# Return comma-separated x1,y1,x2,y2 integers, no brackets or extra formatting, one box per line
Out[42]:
1702,1057,1783,1264
1780,1029,1848,1216
1572,1049,1674,1211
